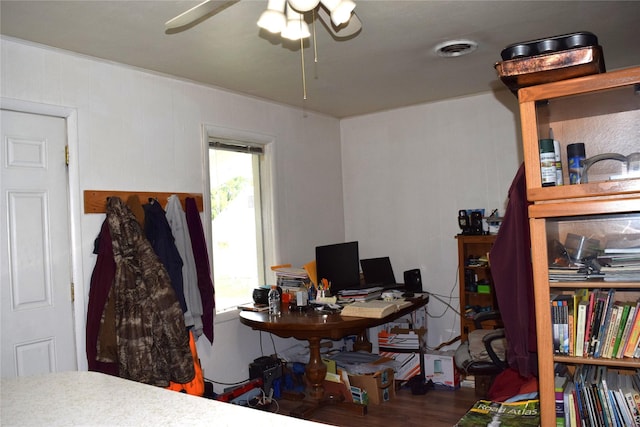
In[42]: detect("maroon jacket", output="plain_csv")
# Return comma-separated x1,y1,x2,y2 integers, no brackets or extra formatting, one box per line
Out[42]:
86,220,119,376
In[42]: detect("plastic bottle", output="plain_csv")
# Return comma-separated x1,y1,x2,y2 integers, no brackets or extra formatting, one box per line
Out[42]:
268,285,281,316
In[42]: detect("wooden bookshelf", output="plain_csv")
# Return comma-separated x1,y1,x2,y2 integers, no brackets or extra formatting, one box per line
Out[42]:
518,66,640,426
456,234,501,342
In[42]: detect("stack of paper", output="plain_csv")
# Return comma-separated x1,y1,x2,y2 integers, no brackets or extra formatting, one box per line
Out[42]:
338,286,383,302
273,266,310,290
598,248,640,282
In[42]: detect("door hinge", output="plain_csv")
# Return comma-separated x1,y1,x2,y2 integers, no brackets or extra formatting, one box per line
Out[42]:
65,145,69,166
70,282,75,302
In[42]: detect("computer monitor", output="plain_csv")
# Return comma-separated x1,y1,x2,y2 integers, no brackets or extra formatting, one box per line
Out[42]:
360,257,397,286
315,241,361,294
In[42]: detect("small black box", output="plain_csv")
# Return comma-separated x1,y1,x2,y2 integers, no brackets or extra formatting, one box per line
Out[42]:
249,356,282,395
404,269,422,293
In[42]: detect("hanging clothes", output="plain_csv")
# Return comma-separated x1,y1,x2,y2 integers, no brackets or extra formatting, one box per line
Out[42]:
106,196,194,386
165,331,204,396
143,199,187,313
489,163,538,378
185,197,215,343
85,219,119,376
125,194,145,228
165,195,203,336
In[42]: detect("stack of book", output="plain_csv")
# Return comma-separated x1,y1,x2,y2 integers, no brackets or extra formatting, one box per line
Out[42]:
551,289,640,359
558,365,640,427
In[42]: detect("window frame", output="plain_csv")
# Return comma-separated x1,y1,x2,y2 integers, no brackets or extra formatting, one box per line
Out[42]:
201,125,277,322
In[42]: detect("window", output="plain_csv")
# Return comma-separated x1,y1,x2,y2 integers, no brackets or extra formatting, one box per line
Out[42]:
208,138,270,313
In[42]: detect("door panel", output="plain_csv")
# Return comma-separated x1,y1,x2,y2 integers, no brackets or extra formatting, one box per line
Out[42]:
1,110,76,378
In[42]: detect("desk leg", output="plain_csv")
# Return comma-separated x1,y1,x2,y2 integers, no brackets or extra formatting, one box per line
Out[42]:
289,336,367,419
305,337,327,400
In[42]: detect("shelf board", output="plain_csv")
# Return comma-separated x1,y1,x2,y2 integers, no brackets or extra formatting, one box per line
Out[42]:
549,281,640,288
528,178,640,203
554,355,640,368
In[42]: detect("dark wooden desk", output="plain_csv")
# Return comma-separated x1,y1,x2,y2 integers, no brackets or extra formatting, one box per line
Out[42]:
239,295,428,417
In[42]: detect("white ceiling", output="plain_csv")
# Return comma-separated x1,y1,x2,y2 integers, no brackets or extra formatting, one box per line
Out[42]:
2,1,640,118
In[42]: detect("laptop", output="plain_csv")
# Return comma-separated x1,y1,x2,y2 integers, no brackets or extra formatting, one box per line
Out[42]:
360,257,405,290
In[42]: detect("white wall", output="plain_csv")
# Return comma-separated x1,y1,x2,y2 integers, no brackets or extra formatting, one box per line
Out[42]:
340,91,523,349
1,37,345,392
1,36,524,390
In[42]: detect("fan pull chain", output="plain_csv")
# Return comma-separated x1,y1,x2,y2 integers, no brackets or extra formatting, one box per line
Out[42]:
312,10,318,64
300,28,307,100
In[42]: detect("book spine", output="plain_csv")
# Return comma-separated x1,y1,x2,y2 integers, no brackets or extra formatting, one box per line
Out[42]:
623,385,640,426
624,302,640,358
602,304,622,359
569,389,579,427
613,303,633,359
588,295,605,357
584,291,597,357
552,299,561,354
562,300,570,355
617,304,636,358
575,300,588,358
557,389,566,426
634,340,640,359
569,311,575,357
600,370,615,427
594,289,616,358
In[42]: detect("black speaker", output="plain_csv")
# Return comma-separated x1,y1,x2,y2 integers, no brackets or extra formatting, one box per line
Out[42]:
404,269,422,293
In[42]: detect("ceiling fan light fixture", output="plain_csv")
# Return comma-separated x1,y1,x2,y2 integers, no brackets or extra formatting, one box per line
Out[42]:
330,0,356,26
288,0,320,13
258,0,287,33
281,8,311,40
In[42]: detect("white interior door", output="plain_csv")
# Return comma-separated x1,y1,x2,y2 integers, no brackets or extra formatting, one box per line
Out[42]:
1,109,77,378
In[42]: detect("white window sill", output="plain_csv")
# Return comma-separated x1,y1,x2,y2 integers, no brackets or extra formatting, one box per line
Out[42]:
215,305,245,324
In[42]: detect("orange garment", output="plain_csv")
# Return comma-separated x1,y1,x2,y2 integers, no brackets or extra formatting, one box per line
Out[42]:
166,331,204,396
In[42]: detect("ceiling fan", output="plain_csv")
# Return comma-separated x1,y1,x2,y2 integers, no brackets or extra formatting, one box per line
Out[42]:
165,0,362,40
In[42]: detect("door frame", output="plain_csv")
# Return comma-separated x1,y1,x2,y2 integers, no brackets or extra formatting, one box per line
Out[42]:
1,97,86,370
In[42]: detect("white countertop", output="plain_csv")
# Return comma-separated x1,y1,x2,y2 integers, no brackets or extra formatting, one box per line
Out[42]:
1,371,327,426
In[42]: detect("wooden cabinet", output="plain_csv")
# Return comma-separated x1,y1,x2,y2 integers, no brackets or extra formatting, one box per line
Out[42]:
456,234,501,342
518,66,640,426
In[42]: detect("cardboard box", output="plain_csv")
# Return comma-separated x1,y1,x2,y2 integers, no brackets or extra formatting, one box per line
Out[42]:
348,367,395,404
423,350,460,390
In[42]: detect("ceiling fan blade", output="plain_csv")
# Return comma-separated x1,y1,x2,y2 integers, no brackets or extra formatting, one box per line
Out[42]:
316,8,362,39
165,0,239,31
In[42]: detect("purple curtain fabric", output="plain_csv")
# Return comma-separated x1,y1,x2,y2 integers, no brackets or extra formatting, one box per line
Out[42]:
490,163,538,378
185,197,215,343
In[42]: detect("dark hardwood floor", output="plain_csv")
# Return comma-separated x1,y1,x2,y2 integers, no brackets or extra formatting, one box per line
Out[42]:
273,385,479,426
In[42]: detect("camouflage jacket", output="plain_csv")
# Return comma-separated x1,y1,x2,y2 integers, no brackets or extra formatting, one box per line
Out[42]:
106,196,194,386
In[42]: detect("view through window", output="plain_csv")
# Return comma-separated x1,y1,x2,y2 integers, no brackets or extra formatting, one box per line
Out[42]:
209,141,266,312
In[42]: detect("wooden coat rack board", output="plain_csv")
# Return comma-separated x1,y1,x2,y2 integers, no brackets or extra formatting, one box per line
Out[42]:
83,190,204,214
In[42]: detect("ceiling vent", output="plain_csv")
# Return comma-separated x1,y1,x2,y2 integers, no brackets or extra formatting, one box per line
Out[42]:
434,39,478,57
